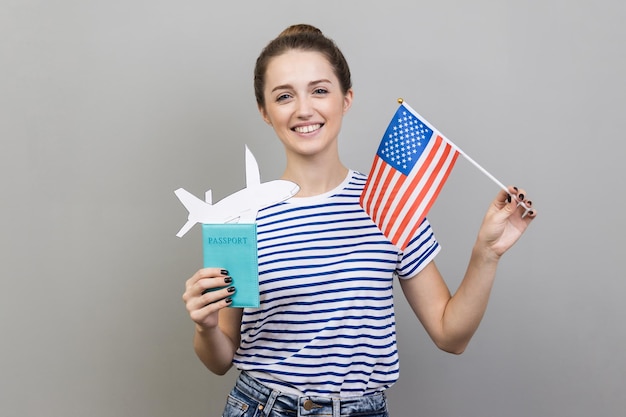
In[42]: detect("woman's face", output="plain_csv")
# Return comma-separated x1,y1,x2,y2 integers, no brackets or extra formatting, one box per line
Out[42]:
259,50,353,159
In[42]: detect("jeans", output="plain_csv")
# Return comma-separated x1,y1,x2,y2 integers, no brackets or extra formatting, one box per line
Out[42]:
222,371,389,417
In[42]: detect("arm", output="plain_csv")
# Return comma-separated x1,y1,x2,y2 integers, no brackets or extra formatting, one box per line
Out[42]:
182,268,243,375
400,186,536,354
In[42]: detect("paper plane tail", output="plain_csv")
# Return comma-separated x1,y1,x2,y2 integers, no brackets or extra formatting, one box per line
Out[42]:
175,188,209,213
175,188,213,237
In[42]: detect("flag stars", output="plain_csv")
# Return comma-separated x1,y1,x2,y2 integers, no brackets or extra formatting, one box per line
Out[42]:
378,107,435,174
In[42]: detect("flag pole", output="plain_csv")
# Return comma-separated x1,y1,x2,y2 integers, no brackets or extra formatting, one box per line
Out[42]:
397,98,532,216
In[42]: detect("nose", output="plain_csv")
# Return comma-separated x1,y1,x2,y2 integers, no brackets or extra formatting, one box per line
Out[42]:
295,97,314,118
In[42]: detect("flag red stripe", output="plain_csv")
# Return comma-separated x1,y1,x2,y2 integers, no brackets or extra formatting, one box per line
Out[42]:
371,164,404,226
363,155,387,218
375,169,408,232
382,136,446,237
360,156,385,214
397,145,459,249
389,137,452,244
361,158,382,218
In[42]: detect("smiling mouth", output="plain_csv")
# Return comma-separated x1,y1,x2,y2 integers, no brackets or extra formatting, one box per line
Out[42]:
293,124,323,134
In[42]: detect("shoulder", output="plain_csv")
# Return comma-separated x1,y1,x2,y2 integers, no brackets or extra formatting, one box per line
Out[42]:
345,170,367,190
351,170,368,181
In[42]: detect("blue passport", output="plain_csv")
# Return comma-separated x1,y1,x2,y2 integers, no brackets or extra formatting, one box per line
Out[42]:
202,223,259,308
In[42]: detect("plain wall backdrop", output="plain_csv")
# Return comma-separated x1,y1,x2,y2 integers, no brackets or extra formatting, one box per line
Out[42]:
1,1,624,416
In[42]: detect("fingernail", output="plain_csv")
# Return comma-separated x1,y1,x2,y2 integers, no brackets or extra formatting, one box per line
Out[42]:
225,297,233,304
529,210,534,216
224,276,233,284
518,193,525,200
513,186,518,191
227,286,236,293
507,194,512,203
220,269,229,275
527,200,532,206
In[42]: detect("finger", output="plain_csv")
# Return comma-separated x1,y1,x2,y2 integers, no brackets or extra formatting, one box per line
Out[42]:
198,275,233,295
499,185,525,205
183,271,231,304
504,185,526,206
499,188,512,204
188,297,232,324
523,205,537,218
196,267,230,280
183,275,233,304
492,186,521,219
201,285,236,304
509,186,538,219
185,267,229,289
192,286,236,311
204,267,230,277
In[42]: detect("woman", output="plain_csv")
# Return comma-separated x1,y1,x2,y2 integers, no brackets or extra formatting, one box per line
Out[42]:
183,24,536,417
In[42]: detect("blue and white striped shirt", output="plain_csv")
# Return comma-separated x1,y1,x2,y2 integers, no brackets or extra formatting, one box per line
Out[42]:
233,171,440,397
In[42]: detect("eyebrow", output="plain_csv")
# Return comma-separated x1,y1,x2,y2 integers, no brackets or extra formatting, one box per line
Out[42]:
270,79,333,93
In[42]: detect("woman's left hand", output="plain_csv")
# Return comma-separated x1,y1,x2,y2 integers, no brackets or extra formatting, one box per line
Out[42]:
476,186,537,258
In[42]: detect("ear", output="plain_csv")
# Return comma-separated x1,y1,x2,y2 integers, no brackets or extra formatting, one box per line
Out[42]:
258,104,272,125
343,89,354,114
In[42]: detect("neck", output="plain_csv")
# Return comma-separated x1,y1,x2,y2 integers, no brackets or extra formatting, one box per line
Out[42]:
281,151,348,197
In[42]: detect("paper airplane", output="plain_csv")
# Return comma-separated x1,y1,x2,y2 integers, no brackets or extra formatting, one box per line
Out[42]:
175,146,299,237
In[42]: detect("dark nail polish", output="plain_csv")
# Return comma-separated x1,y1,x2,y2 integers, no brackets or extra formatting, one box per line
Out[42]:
224,276,233,284
529,210,534,216
513,186,518,191
527,200,532,206
220,269,229,275
227,286,236,293
225,297,233,304
518,193,525,200
507,194,512,203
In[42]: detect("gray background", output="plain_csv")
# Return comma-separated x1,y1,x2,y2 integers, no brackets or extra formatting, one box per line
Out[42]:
1,1,624,416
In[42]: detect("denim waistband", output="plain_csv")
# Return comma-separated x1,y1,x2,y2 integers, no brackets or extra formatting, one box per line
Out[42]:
233,371,388,416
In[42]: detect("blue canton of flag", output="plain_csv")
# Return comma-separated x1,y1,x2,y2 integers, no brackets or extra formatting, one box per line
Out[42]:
376,107,434,176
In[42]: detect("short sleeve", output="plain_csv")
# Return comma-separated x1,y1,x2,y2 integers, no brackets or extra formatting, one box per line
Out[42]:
396,218,440,279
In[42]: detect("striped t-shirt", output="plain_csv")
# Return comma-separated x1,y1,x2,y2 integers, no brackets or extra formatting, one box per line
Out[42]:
232,170,440,397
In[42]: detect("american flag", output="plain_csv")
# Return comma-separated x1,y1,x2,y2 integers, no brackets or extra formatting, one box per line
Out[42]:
360,102,460,250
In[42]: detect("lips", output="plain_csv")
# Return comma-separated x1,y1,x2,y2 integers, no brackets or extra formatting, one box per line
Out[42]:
293,123,323,134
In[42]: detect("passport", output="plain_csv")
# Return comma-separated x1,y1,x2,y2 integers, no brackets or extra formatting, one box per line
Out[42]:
202,223,260,308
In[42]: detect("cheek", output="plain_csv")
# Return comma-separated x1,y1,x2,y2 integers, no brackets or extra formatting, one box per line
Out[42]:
266,108,291,128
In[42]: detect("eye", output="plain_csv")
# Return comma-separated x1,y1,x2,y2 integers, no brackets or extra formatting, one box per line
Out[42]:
313,88,328,95
276,93,292,102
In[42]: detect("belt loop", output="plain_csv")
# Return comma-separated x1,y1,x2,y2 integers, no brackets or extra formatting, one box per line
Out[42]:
332,397,340,417
261,389,279,416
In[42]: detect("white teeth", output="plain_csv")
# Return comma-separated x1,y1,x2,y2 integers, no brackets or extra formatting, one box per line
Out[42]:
294,124,321,133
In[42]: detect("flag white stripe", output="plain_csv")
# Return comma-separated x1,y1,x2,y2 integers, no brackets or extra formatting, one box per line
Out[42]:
361,156,385,213
384,139,448,240
371,164,399,226
394,145,457,247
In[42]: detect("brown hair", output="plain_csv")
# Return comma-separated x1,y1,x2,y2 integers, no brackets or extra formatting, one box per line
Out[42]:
254,24,352,109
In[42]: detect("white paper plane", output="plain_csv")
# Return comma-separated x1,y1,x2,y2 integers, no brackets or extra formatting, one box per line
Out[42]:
175,145,299,237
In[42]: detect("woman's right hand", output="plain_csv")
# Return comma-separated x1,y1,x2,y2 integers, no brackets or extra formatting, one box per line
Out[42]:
182,268,235,329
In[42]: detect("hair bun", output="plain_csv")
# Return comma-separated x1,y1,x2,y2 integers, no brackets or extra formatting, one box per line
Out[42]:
278,24,323,37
